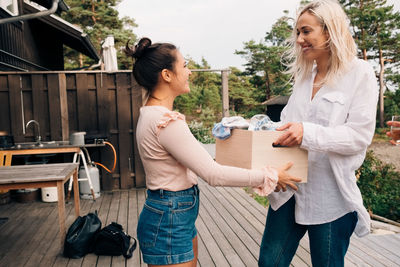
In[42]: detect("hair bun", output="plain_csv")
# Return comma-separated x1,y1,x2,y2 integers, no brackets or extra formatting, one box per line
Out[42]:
125,38,152,59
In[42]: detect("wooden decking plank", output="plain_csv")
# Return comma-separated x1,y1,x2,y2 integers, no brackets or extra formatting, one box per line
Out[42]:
215,185,266,236
1,201,53,266
196,227,215,267
365,234,400,258
81,193,112,267
30,200,88,267
1,186,400,267
40,200,77,267
196,211,230,267
77,197,104,267
198,186,249,266
349,235,399,266
348,243,384,266
229,186,268,221
137,189,146,266
205,185,260,263
211,185,265,236
97,191,121,266
113,190,129,267
0,197,16,215
23,203,60,267
362,235,400,266
0,201,32,258
293,244,312,266
25,203,70,267
65,197,96,267
0,201,52,266
291,254,309,267
53,194,94,267
127,189,141,267
211,186,264,250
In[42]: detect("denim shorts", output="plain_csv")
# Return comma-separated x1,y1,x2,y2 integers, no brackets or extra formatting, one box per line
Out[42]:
137,185,200,265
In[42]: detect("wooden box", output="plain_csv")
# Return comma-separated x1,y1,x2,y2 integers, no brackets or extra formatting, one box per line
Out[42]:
215,129,308,182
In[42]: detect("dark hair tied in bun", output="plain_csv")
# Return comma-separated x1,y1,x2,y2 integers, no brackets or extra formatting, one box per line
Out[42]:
125,37,152,59
125,37,177,92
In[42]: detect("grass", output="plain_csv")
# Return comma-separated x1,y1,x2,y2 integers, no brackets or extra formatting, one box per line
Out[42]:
373,128,390,142
243,187,269,207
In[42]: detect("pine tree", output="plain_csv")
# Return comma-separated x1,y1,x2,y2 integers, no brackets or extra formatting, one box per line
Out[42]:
340,0,400,127
61,0,137,70
235,12,293,100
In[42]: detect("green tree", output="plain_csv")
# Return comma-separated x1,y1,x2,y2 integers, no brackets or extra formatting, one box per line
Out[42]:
228,67,263,117
174,58,222,126
384,89,400,122
340,0,400,127
62,0,137,70
235,12,293,101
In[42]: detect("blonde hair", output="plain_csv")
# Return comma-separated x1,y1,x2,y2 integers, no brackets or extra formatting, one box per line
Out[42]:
284,0,357,86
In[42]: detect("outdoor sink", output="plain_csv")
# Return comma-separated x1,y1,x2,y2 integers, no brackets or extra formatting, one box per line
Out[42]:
13,141,70,149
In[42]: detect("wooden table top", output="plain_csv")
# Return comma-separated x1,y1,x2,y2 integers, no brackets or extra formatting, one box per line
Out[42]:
0,163,79,184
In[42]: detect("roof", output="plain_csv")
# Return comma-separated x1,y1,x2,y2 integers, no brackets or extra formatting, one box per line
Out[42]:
262,95,290,105
31,0,69,14
23,1,99,61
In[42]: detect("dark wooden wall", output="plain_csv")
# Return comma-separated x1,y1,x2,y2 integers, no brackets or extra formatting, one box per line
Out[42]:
0,0,63,71
0,71,145,190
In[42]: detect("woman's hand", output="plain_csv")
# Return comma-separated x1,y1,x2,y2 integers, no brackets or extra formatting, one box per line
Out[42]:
273,122,303,147
274,162,302,192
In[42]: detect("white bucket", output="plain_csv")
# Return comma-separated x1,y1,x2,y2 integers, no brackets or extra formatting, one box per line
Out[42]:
41,187,58,202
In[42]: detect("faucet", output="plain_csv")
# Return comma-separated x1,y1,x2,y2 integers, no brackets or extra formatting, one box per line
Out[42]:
26,120,41,143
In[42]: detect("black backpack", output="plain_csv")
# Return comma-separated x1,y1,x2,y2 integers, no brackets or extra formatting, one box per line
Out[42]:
93,222,137,258
63,212,102,258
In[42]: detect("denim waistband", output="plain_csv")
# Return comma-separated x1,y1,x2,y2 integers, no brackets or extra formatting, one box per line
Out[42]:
148,184,199,198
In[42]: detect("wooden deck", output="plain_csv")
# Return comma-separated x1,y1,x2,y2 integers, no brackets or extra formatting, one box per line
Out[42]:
1,179,400,266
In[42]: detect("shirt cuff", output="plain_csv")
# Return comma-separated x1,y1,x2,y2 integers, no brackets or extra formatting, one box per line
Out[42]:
300,121,316,151
252,167,278,196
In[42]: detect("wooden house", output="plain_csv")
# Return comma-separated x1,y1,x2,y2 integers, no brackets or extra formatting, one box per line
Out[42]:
262,95,290,122
0,1,145,190
0,0,99,71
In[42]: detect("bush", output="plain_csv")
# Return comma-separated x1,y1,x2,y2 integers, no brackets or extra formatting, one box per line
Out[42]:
188,121,215,144
357,150,400,222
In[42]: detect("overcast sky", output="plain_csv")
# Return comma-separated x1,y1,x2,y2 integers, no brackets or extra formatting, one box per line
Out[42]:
117,0,400,70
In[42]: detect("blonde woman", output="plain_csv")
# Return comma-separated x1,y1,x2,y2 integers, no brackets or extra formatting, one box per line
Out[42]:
258,1,379,266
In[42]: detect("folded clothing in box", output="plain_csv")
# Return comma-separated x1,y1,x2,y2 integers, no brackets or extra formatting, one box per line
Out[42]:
215,129,308,182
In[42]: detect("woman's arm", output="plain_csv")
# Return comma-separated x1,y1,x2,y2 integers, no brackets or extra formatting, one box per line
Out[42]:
158,118,271,187
274,67,379,155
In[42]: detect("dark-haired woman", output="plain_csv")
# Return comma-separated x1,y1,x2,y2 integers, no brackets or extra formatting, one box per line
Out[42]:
126,38,301,267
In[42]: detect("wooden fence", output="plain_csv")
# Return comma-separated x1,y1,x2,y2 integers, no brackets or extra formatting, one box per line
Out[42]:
0,71,145,190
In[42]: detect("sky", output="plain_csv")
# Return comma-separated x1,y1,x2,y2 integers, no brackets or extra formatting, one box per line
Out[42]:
117,0,400,70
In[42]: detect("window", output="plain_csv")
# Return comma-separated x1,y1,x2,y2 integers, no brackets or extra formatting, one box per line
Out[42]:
0,0,18,15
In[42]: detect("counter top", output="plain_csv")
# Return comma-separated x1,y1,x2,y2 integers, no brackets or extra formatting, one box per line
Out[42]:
0,141,105,151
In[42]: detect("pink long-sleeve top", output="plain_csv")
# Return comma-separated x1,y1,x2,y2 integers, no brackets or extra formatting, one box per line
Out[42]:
136,105,278,195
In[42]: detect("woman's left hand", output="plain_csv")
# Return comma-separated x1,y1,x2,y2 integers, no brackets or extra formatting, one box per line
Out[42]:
274,122,303,147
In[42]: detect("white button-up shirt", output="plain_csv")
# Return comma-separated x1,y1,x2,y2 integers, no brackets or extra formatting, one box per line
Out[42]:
268,58,379,237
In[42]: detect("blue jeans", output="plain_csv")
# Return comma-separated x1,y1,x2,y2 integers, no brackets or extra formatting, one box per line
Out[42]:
258,196,357,267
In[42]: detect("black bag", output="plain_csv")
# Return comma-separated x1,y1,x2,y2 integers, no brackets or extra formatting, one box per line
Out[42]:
63,211,102,258
93,222,137,258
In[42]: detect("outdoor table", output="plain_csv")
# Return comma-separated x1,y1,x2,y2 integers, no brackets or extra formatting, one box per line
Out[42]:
0,163,80,244
0,144,104,200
